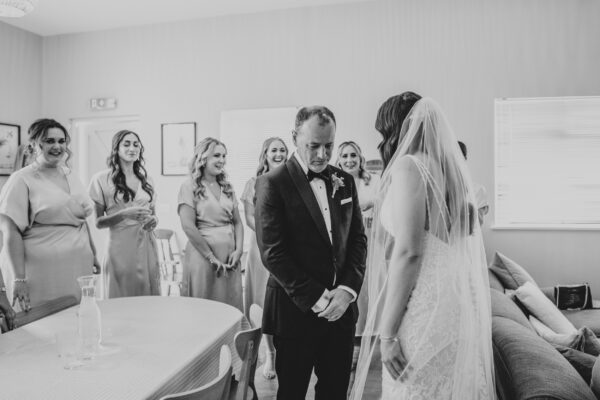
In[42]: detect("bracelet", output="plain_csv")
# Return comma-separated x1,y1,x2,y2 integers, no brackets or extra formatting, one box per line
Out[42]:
380,335,399,343
206,254,217,265
0,286,6,292
13,278,27,283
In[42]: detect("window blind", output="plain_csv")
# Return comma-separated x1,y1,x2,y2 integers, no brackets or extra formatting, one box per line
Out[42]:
495,96,600,228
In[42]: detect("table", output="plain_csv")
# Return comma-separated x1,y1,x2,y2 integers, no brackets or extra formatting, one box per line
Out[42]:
0,296,246,400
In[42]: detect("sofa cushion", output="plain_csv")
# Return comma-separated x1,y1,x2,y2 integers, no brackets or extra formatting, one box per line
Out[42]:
528,315,580,348
516,282,578,335
490,288,531,329
489,252,537,290
591,358,600,400
540,286,556,303
488,269,504,292
492,316,596,400
555,345,597,384
563,309,600,337
579,326,600,356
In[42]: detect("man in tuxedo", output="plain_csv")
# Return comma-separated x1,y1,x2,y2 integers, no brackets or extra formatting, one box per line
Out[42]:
255,106,367,400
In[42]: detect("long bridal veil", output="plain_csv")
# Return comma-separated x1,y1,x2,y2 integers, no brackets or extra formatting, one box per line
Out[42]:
350,98,496,399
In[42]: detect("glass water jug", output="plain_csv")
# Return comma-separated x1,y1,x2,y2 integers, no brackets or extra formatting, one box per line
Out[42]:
77,275,102,359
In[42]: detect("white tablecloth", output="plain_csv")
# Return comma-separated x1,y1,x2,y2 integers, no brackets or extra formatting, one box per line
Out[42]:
0,296,246,400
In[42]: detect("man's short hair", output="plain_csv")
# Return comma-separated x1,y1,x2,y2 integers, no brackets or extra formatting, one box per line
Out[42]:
294,106,336,131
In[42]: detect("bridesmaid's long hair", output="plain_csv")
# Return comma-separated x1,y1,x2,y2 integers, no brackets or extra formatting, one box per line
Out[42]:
189,137,234,199
107,130,154,203
335,141,372,185
28,118,73,171
255,137,288,177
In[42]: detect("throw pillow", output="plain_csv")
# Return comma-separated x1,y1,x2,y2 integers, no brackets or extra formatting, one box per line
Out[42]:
516,282,578,334
488,269,504,292
528,316,580,348
489,252,538,290
555,345,597,384
505,289,532,318
580,326,600,357
554,283,593,310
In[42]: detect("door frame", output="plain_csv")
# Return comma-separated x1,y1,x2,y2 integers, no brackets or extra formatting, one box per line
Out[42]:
69,115,141,185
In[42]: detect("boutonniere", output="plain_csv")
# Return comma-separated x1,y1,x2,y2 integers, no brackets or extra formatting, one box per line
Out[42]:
331,173,345,198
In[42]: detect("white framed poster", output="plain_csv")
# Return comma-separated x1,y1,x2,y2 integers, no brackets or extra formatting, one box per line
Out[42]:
161,122,196,176
0,123,20,175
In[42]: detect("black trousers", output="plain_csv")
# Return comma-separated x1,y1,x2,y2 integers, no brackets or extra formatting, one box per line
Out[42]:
273,322,355,400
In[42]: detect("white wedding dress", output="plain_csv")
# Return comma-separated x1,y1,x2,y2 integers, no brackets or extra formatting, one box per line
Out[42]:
379,157,493,400
350,98,495,400
379,233,491,399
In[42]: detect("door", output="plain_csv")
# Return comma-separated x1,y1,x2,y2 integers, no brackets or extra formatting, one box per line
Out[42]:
70,116,141,266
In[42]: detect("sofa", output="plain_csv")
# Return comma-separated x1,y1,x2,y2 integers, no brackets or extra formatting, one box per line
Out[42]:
489,268,600,400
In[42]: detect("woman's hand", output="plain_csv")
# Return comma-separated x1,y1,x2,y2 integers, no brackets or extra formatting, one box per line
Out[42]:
380,337,412,381
92,257,101,274
361,200,374,212
141,215,158,231
0,292,16,330
208,255,228,278
120,207,151,223
81,201,94,218
12,280,31,312
226,249,242,269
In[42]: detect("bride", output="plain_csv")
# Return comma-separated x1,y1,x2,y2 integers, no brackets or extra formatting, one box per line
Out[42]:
350,92,496,399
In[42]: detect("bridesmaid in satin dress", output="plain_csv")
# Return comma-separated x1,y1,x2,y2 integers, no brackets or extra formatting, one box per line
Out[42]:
178,138,244,311
0,119,99,311
88,130,160,298
335,141,380,337
241,137,288,379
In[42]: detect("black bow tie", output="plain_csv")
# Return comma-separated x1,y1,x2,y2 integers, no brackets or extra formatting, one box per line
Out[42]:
307,169,330,182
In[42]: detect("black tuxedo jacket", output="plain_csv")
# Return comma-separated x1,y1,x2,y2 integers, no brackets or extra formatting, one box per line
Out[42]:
254,156,367,338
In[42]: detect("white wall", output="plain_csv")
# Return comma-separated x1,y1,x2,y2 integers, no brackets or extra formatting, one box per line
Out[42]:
0,21,42,187
38,0,600,288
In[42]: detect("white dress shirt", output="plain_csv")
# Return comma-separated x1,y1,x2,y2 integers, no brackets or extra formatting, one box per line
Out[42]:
293,152,357,313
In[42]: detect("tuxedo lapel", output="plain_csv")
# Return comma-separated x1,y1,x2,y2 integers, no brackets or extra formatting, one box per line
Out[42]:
287,158,331,245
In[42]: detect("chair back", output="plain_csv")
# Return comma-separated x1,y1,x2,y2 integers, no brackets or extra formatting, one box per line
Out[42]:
160,345,233,400
233,326,262,400
155,228,183,296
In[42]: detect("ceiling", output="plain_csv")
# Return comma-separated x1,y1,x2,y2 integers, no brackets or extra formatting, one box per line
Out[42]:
0,0,372,37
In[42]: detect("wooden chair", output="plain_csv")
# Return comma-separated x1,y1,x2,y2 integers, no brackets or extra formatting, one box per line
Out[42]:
155,228,183,296
160,345,233,400
1,295,78,333
231,306,263,400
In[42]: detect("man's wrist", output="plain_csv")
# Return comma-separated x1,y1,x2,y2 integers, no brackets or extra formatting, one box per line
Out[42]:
337,285,357,302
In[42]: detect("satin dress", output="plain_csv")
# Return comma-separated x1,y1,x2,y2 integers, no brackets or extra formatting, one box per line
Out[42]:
0,165,94,307
178,180,242,311
241,177,269,316
88,169,160,298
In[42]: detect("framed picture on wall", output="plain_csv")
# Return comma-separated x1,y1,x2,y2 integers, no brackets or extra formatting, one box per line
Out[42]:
161,122,196,176
0,123,21,176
